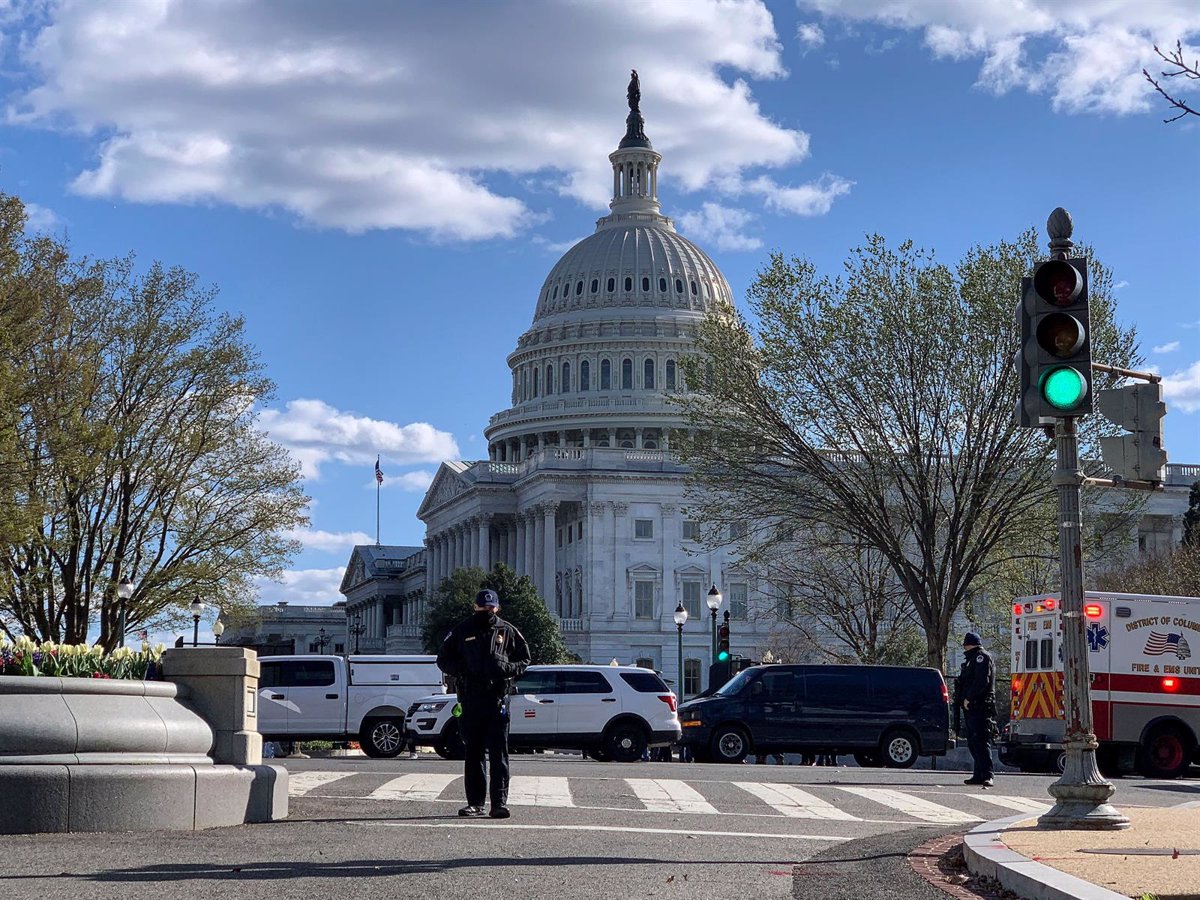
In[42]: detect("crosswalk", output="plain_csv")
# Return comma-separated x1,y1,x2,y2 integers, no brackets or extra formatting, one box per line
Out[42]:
289,771,1050,825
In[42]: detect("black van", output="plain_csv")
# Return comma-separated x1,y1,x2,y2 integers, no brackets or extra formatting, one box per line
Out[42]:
677,664,952,766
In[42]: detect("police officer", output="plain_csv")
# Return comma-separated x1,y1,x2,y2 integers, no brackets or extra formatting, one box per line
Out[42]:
436,588,530,819
959,631,996,787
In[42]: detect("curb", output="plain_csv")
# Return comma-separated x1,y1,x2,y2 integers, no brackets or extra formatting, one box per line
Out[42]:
963,813,1128,900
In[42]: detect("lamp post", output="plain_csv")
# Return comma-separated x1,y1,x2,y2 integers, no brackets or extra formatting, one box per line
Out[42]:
706,583,722,662
351,612,364,655
116,576,134,648
673,602,688,703
189,597,205,647
316,627,330,653
212,618,225,645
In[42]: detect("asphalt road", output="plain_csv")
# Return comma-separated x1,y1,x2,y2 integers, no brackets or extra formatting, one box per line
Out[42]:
1,755,1196,900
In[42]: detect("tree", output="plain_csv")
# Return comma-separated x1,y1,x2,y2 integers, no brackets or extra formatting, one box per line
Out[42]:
0,193,309,647
1094,543,1200,598
1143,41,1199,123
674,231,1141,670
421,563,572,664
1183,480,1200,547
750,529,924,665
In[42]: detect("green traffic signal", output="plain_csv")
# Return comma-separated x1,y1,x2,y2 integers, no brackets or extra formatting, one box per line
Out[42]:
717,650,730,662
1040,366,1088,411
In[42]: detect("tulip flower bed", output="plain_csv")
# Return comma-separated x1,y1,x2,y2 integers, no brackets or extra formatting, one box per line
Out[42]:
0,636,164,680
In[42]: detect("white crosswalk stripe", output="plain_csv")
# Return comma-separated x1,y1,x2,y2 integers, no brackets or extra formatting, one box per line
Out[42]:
626,778,720,815
508,776,575,807
964,793,1052,814
733,782,860,820
368,773,460,802
287,771,356,796
834,787,981,824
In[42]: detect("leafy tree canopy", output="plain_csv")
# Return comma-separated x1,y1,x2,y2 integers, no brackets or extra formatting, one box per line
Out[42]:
0,192,309,647
421,563,572,665
674,229,1141,669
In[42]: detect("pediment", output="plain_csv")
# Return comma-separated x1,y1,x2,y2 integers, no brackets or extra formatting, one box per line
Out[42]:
339,548,369,594
417,463,472,518
673,563,708,578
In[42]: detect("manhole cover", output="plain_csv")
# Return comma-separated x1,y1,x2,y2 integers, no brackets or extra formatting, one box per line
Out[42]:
1080,848,1200,856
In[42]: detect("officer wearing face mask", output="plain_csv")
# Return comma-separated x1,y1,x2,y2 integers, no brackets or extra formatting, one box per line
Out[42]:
436,588,530,819
959,631,996,787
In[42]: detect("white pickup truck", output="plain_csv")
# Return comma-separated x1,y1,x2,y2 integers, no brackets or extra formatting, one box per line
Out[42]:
257,654,445,757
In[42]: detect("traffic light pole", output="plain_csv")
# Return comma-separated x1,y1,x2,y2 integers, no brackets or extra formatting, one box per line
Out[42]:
1038,410,1128,829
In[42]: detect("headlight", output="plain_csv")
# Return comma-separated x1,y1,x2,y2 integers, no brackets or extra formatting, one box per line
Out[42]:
418,701,449,713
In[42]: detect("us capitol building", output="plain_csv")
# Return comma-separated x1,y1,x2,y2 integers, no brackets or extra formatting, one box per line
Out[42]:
334,73,1199,693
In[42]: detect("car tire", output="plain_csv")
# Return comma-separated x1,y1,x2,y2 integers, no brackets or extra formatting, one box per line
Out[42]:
434,722,465,760
361,717,405,758
1137,724,1195,779
710,725,749,764
881,728,919,768
853,751,882,768
604,722,649,763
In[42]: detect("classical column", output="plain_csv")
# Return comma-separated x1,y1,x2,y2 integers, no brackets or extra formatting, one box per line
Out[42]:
516,514,528,576
635,427,644,448
542,503,558,610
531,509,544,598
477,515,492,572
424,537,434,599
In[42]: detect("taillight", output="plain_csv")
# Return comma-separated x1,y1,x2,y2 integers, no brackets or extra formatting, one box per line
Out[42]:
940,683,949,703
1162,678,1179,692
1012,677,1023,692
1012,603,1022,615
1084,604,1103,618
658,694,677,712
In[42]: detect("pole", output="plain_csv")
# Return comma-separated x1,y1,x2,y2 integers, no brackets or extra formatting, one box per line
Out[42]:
1038,415,1128,829
192,615,200,648
710,609,717,662
376,480,381,546
677,623,685,704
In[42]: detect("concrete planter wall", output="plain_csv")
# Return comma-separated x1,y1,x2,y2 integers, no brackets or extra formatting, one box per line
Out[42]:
0,651,286,834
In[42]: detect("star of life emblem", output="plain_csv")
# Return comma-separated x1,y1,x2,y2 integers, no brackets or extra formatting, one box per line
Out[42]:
1086,622,1110,653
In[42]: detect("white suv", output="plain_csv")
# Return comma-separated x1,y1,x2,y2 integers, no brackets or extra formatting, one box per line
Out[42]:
406,664,681,762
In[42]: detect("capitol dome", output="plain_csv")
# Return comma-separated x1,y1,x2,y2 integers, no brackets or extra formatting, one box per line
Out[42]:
484,71,732,461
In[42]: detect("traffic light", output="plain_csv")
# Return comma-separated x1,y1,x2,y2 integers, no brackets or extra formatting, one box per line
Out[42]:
1016,257,1092,424
1097,382,1168,482
717,621,730,662
708,660,731,692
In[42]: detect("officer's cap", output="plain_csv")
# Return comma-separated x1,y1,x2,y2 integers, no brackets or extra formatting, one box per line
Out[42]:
962,631,982,648
475,588,500,609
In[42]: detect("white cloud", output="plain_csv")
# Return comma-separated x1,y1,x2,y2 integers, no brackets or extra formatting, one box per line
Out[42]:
1162,360,1200,413
7,0,809,240
1114,280,1129,290
286,528,373,554
749,173,854,216
796,23,826,53
259,398,459,480
255,567,347,606
377,469,436,493
678,202,762,251
799,1,1199,115
1152,341,1181,354
21,202,62,232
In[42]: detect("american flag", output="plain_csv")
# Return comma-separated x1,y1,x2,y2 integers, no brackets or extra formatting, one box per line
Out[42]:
1143,632,1192,659
375,456,383,485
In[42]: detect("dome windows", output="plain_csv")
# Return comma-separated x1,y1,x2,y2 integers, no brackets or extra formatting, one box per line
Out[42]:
641,276,650,292
552,285,559,300
533,367,540,397
658,276,667,292
675,278,683,294
690,280,697,296
665,359,677,391
624,276,632,292
546,363,554,394
562,361,571,393
580,360,590,391
621,358,633,390
644,358,655,390
600,359,612,390
591,278,599,294
607,277,615,293
576,280,584,296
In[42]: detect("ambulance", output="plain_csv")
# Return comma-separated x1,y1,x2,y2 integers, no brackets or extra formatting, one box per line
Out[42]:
1000,591,1200,778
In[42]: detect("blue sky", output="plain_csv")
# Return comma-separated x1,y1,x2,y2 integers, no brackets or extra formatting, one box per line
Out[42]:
2,0,1198,612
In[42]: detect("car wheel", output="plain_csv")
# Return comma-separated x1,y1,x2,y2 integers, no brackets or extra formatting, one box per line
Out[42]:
1137,724,1194,779
853,751,882,768
711,725,749,764
361,717,405,758
604,722,648,763
881,728,919,768
1049,750,1067,774
434,723,465,760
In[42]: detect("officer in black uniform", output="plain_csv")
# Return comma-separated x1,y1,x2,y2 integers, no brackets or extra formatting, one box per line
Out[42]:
959,631,996,787
436,588,530,819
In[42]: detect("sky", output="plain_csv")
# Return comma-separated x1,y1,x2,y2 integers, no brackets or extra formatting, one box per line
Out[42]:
1,0,1198,617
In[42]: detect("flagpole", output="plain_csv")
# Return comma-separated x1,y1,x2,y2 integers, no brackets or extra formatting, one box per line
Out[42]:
375,455,382,546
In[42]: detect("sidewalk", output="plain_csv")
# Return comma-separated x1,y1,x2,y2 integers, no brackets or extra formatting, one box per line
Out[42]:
965,800,1200,899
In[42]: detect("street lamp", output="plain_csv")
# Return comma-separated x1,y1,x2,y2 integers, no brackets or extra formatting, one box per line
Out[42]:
189,597,204,647
212,618,225,645
316,627,330,654
706,583,722,662
673,602,688,703
350,612,364,654
116,576,134,647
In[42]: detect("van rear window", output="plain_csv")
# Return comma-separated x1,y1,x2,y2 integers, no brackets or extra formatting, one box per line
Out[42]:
619,671,669,692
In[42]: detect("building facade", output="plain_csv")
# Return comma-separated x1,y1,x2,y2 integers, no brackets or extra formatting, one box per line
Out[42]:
219,601,349,656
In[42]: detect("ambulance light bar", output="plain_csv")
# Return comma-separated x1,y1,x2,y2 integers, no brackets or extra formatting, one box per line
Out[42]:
1084,603,1103,618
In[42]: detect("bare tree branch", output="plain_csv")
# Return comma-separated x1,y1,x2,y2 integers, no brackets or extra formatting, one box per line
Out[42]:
1143,41,1200,123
